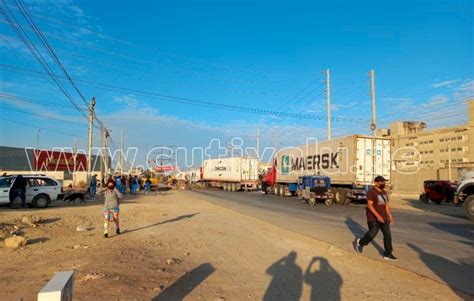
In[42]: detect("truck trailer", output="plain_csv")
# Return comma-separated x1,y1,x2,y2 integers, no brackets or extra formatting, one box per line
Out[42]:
261,135,391,204
200,157,260,191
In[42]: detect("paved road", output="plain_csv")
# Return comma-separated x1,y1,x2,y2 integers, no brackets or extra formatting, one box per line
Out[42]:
185,189,474,297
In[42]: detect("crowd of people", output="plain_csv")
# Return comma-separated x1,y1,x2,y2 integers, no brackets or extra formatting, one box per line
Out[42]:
88,174,153,197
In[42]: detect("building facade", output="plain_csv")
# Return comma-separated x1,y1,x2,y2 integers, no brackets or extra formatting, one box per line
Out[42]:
390,100,474,194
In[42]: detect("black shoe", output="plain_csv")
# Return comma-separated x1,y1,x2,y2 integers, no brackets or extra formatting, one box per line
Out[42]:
383,254,398,261
116,228,120,235
355,238,363,253
104,233,108,238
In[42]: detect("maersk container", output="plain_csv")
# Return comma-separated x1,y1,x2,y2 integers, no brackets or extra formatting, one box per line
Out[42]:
271,135,391,203
200,157,259,191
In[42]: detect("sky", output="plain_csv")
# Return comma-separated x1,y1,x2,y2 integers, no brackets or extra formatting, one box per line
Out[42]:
0,0,473,168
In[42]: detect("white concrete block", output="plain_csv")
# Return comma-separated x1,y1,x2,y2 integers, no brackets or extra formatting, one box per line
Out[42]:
38,271,74,301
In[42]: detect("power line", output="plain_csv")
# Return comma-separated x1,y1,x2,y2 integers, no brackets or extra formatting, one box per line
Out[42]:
0,116,83,138
0,92,84,111
0,3,89,121
0,105,88,126
0,63,365,123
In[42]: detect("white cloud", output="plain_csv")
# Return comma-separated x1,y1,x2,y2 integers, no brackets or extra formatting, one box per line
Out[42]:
423,95,448,107
432,79,460,88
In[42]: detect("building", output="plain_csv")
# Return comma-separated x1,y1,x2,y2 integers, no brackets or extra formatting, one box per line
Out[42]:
0,146,110,187
390,100,474,194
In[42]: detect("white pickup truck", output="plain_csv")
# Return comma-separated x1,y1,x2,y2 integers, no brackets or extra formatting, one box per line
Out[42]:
454,171,474,221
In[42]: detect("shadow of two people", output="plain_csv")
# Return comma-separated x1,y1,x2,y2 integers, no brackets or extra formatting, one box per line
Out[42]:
263,251,343,301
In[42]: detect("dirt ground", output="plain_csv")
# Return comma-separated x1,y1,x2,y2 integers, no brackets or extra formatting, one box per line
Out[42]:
0,190,467,301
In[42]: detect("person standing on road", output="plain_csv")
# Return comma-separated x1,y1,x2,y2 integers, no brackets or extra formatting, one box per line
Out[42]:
9,175,27,209
89,174,97,197
103,182,122,238
120,176,127,194
144,178,151,194
356,176,398,261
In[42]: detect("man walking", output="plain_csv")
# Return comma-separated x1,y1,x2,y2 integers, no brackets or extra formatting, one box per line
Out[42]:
356,176,398,261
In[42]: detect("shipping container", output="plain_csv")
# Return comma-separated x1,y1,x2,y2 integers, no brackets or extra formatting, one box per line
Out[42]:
262,135,391,204
200,157,259,191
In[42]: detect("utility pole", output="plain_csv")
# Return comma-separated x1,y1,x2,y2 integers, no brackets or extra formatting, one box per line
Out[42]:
87,97,96,179
120,129,125,174
73,138,77,187
100,125,104,182
36,129,41,150
326,69,332,141
104,127,110,176
256,127,260,159
370,69,377,179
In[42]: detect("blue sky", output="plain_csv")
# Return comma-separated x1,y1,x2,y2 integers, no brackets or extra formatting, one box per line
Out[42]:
0,0,473,166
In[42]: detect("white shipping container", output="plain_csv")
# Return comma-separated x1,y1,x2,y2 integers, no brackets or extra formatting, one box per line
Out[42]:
201,157,259,183
275,135,391,186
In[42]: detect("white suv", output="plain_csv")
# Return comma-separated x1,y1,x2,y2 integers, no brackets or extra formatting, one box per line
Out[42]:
0,175,64,208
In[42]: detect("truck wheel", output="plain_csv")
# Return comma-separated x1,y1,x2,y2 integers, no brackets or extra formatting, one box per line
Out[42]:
308,196,316,206
296,189,303,200
464,195,474,221
279,185,285,197
342,189,351,205
334,188,345,205
324,198,333,206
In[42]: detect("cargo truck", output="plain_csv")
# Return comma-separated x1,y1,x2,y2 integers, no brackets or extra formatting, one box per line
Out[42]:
200,157,259,191
261,135,391,204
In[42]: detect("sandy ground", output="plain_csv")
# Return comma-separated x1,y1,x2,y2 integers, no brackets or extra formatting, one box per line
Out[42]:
0,190,468,301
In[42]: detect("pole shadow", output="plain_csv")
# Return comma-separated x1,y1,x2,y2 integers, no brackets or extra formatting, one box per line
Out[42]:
121,213,200,235
152,263,215,301
407,243,474,298
344,217,385,255
263,251,303,301
304,257,343,301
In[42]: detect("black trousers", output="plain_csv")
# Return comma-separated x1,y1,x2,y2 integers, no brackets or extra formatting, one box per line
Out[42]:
360,221,393,255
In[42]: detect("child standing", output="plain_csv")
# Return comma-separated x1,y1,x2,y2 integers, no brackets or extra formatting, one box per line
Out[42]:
103,182,122,238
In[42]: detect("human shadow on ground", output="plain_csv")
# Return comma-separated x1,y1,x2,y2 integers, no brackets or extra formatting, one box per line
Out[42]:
121,213,200,235
428,222,474,247
263,251,303,301
152,263,215,301
304,257,343,301
263,252,343,301
344,217,384,255
407,243,474,298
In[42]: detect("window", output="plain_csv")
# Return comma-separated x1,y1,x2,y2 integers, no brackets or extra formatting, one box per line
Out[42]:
0,178,12,188
440,139,444,142
429,140,433,144
457,136,462,140
35,178,58,186
457,148,462,151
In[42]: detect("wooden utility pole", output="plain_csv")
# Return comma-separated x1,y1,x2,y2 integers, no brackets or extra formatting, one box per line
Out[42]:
370,70,377,179
87,97,95,178
326,69,332,141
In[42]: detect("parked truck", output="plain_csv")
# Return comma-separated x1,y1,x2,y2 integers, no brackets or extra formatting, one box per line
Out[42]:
200,157,259,191
261,135,391,204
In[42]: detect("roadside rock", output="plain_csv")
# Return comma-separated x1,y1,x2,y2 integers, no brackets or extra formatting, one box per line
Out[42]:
153,286,164,292
4,236,27,249
166,258,182,265
76,225,88,232
20,215,41,227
